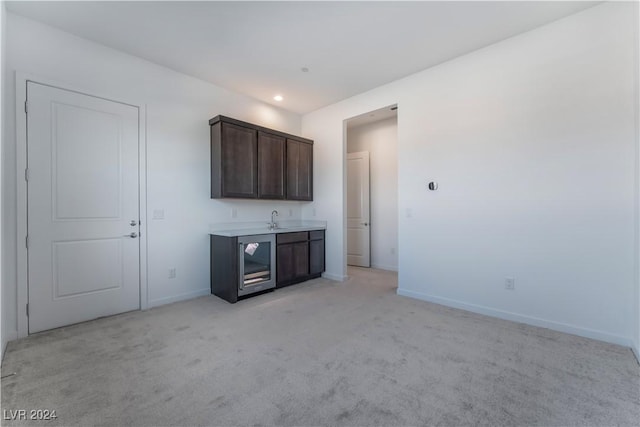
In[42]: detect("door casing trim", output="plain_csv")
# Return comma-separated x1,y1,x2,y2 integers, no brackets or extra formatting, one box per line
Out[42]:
15,72,149,338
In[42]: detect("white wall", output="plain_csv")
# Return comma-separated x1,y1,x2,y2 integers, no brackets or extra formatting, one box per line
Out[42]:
2,13,305,342
347,117,398,271
303,2,639,348
634,0,640,362
0,1,6,358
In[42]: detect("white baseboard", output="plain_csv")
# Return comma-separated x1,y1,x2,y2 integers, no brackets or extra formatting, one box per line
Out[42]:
2,329,18,364
397,288,633,348
4,329,18,343
149,288,211,308
322,272,348,282
371,263,398,272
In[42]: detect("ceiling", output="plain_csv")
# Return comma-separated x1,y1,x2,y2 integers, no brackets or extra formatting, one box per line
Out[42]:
6,1,599,115
346,105,397,130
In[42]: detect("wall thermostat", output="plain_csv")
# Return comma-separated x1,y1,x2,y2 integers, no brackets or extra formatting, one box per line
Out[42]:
428,181,438,191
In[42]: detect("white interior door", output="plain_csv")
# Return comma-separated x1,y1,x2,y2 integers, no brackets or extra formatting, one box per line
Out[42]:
347,151,370,267
27,82,141,333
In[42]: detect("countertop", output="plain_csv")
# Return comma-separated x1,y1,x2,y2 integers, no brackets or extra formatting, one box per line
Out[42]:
209,220,326,237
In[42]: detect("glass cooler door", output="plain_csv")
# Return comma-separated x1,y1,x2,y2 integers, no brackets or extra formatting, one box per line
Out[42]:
238,234,276,296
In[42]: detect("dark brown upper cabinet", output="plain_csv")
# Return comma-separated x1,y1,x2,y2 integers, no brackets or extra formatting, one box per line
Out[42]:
210,116,313,201
211,121,258,198
286,139,313,201
257,131,285,199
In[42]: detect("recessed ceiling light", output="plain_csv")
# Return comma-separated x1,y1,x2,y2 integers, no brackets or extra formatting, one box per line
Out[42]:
274,95,283,102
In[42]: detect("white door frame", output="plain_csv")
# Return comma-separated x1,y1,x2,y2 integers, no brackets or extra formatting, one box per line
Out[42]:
342,103,398,276
15,72,149,338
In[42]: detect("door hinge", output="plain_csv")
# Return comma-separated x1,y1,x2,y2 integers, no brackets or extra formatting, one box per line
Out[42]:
24,101,28,114
25,235,29,249
24,168,29,182
26,304,29,317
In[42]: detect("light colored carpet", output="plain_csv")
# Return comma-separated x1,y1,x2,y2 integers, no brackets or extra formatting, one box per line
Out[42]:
2,267,639,426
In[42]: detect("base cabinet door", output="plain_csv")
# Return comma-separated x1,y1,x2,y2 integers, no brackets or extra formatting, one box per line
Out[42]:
277,244,295,283
277,242,309,284
309,238,325,275
276,231,324,288
293,242,309,278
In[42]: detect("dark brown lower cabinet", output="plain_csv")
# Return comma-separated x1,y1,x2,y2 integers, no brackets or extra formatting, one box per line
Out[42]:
211,229,325,303
276,230,324,288
277,242,308,282
309,230,325,276
210,235,240,303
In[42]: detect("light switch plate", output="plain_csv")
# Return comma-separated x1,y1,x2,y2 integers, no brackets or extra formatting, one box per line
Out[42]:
153,209,165,220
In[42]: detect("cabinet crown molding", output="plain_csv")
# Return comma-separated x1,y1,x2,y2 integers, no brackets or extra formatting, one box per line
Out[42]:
209,115,313,144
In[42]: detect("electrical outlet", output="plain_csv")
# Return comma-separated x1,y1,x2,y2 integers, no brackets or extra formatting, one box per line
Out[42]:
169,268,177,279
505,277,515,290
288,209,293,217
406,208,413,218
231,208,238,219
312,208,317,217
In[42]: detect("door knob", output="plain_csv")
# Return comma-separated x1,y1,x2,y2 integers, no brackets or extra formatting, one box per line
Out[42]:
124,232,138,238
362,222,369,226
130,220,138,226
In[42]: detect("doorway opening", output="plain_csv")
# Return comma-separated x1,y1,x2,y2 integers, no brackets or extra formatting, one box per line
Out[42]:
344,105,398,271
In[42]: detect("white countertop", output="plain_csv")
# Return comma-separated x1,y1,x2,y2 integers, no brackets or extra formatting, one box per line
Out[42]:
209,220,326,237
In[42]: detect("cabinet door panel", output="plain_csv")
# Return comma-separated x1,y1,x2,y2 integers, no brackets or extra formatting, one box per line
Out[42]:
293,242,309,278
221,123,257,198
286,140,299,199
309,238,325,275
258,132,285,199
286,139,313,201
297,142,313,200
277,244,295,283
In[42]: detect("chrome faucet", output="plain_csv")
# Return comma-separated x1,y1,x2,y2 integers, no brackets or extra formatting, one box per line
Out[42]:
268,210,279,230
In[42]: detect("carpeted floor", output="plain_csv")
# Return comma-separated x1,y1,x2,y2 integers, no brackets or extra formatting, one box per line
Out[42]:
2,267,639,426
